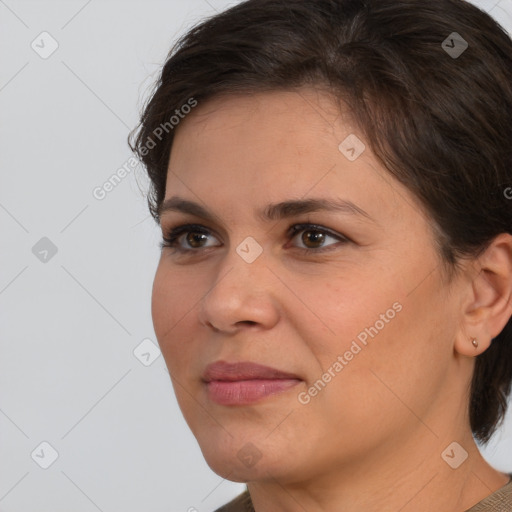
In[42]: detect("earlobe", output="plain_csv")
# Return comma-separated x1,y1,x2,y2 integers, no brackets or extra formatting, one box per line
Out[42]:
455,334,492,357
454,233,512,358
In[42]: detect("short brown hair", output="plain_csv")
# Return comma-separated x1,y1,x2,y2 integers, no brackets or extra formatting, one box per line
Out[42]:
129,0,512,443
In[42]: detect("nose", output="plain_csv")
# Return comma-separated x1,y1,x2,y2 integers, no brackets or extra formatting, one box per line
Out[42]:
198,247,280,334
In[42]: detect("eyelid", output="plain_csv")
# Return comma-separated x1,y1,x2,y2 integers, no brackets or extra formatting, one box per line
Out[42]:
160,223,222,251
286,223,350,251
287,223,348,242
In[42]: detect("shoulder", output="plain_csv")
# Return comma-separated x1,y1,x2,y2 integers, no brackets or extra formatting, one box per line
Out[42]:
213,489,253,512
466,474,512,512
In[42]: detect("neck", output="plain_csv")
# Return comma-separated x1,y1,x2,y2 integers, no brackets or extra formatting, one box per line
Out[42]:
247,425,509,512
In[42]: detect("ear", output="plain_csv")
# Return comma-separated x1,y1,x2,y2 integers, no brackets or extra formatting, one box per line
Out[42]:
454,233,512,357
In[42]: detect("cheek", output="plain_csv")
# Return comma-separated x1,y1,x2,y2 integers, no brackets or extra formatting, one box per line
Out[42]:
286,265,404,355
293,268,417,388
313,281,453,436
151,263,200,360
151,267,174,342
151,266,205,419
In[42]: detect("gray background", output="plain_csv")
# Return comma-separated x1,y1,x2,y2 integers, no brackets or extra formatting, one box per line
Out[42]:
1,1,511,511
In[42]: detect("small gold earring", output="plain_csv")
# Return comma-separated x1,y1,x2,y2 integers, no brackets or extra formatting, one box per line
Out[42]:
471,338,479,348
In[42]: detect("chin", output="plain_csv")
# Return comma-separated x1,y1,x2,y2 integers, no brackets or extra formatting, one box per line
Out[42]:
195,432,286,482
206,460,259,483
201,447,268,482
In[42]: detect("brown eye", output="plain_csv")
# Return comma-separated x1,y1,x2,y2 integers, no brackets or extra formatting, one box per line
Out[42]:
160,224,221,251
301,230,326,248
288,224,348,252
186,232,209,248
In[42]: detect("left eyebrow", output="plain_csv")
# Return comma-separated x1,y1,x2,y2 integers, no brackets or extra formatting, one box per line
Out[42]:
158,196,375,224
259,198,375,223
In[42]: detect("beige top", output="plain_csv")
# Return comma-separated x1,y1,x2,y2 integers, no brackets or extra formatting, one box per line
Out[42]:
215,476,512,512
466,476,512,512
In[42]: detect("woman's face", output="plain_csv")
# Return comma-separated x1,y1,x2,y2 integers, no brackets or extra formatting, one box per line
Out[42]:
152,89,468,482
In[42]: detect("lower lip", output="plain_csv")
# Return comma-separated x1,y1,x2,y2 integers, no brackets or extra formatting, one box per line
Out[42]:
206,378,301,405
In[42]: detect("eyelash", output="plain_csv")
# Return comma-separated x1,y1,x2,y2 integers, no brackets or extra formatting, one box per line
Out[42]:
159,223,350,255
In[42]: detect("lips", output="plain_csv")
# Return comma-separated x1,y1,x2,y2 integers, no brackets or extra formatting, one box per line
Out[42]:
202,360,302,405
202,360,300,382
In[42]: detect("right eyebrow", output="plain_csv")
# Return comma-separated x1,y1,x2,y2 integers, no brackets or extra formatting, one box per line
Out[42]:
158,197,220,223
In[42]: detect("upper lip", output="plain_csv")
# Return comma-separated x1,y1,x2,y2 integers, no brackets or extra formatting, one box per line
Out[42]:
202,360,301,382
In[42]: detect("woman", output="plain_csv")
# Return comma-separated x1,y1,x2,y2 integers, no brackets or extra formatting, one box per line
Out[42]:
129,0,512,510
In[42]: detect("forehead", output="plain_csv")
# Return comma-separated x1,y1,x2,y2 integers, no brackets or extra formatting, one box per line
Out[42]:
165,89,420,229
172,88,348,151
169,89,363,184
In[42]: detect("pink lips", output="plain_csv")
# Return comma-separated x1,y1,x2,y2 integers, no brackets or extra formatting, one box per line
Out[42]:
202,360,302,405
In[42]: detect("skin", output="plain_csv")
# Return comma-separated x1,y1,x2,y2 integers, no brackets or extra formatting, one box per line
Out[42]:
151,88,512,512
